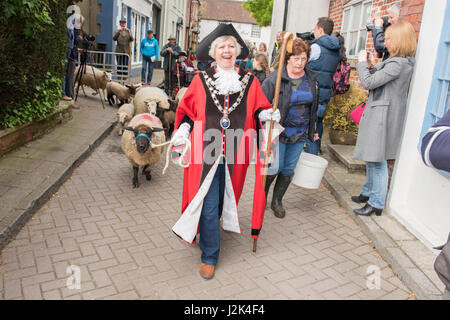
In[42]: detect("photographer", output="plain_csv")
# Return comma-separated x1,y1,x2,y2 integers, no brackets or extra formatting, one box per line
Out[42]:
113,19,134,79
369,4,401,61
304,17,341,156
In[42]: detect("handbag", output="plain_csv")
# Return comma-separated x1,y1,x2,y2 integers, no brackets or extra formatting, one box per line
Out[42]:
350,102,366,125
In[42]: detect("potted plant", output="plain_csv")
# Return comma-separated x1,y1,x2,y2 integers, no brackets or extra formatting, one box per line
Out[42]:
324,84,367,145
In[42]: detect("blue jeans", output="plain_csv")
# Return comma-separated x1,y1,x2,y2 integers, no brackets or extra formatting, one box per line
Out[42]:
361,161,388,209
268,140,305,175
141,56,154,83
305,104,327,155
62,50,70,96
199,162,225,265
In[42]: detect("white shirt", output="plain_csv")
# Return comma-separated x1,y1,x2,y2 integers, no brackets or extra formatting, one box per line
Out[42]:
67,13,84,30
66,15,75,30
309,43,321,62
73,13,84,29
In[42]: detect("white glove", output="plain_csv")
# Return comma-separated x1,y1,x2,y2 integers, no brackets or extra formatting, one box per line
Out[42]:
171,122,191,146
259,109,281,122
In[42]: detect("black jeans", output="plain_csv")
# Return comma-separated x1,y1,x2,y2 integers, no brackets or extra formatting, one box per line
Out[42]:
65,58,77,98
164,70,176,92
116,55,129,76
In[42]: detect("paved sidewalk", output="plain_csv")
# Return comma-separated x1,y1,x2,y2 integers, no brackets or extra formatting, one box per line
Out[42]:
0,115,416,299
321,136,444,300
0,94,117,250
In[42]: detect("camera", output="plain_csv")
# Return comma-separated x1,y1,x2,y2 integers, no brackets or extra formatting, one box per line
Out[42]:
80,33,96,50
296,32,315,44
366,16,390,31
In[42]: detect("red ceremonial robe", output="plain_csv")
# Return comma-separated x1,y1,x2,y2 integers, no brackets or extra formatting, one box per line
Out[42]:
172,67,272,244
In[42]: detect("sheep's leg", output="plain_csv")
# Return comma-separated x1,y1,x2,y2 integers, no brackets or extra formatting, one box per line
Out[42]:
168,124,174,140
145,170,152,182
82,85,87,97
142,165,152,181
132,166,139,188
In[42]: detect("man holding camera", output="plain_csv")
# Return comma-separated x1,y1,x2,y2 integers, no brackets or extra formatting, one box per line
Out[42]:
305,17,341,156
114,19,134,79
370,4,401,61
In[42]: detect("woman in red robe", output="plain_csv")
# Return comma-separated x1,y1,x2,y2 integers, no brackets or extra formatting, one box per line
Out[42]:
171,24,280,280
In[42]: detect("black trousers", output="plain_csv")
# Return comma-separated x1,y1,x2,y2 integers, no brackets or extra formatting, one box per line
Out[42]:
164,70,176,93
116,55,129,76
65,58,77,98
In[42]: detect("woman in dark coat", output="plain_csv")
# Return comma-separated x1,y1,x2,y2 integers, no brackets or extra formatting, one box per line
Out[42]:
261,39,319,218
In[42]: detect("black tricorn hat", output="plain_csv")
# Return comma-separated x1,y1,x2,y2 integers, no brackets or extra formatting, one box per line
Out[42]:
195,23,249,60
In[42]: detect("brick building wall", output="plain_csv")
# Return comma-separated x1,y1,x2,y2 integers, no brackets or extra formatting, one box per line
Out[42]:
328,0,425,87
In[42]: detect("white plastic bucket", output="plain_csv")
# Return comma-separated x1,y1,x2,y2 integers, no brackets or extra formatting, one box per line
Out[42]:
292,152,328,189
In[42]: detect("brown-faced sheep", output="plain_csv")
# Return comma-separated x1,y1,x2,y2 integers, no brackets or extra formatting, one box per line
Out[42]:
165,87,189,138
75,66,112,101
121,113,166,188
116,103,135,136
106,82,141,106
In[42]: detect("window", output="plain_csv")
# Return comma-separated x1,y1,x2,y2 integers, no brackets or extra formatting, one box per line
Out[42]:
131,11,147,64
419,5,450,177
341,0,372,57
251,24,261,38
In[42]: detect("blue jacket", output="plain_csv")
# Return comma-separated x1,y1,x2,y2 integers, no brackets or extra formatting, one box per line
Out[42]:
421,109,450,172
371,27,390,61
141,37,159,59
307,35,341,106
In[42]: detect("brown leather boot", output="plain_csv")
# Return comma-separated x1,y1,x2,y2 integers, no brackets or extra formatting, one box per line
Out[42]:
199,264,215,280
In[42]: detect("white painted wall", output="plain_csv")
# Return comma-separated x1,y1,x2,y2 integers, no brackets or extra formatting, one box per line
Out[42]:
199,20,271,51
121,0,153,17
268,0,330,59
161,0,186,49
388,0,450,248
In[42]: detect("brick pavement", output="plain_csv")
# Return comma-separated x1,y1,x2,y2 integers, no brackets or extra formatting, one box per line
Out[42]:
0,127,416,300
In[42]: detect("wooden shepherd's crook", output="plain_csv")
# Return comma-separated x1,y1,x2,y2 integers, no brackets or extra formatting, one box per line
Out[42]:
253,32,294,253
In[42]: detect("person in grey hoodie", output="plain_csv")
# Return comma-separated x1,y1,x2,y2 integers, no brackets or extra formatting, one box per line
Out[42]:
304,17,341,156
351,21,417,217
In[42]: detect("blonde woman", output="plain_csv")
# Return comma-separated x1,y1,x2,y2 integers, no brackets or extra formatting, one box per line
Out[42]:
258,42,268,59
352,21,417,216
253,52,269,84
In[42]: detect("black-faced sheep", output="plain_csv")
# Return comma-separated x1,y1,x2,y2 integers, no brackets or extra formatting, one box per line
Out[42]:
116,103,135,136
121,113,166,188
106,82,141,106
75,66,112,101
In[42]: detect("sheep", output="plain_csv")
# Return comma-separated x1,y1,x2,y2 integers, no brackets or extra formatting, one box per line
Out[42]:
75,66,112,101
121,113,166,188
116,103,135,136
106,82,141,106
133,87,170,116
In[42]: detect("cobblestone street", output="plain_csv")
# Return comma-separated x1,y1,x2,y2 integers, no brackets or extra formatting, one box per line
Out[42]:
0,123,415,300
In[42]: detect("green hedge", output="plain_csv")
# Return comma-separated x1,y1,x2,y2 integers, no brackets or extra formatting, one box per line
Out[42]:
0,0,68,129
